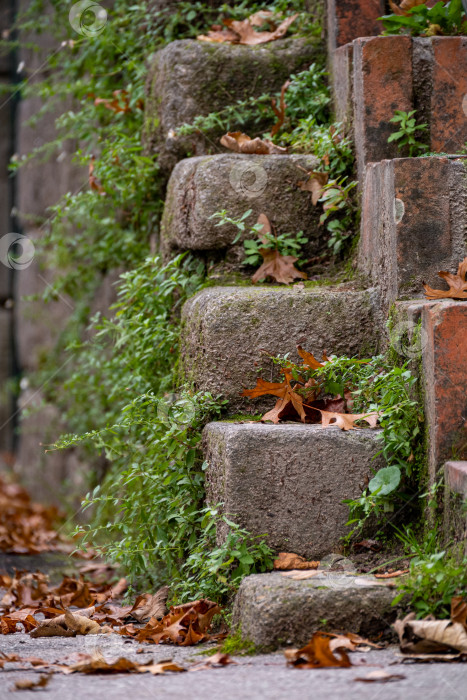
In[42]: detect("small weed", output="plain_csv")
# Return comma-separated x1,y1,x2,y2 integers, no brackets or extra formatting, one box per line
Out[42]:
388,110,428,157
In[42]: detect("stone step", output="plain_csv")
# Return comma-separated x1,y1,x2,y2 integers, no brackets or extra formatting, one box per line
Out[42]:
327,0,385,55
160,153,322,265
180,285,381,413
144,37,321,172
332,36,467,182
444,462,467,552
203,422,385,558
358,156,467,316
232,571,399,650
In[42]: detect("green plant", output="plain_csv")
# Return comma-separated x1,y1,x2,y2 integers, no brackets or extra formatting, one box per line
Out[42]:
318,177,358,254
392,526,467,618
210,209,308,267
380,0,467,37
388,110,429,157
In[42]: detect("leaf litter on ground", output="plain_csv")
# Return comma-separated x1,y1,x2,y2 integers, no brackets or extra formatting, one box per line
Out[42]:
198,12,297,45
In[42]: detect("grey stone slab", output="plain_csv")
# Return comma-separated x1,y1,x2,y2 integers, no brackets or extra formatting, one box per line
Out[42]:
203,422,385,558
180,285,381,413
160,153,322,263
232,571,399,650
144,37,322,171
0,306,13,450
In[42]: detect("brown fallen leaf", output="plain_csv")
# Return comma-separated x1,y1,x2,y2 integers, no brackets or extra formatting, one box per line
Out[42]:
280,570,321,580
242,369,306,424
30,610,101,638
451,597,467,630
353,539,382,553
395,613,467,654
14,674,53,691
252,248,306,285
274,553,320,571
298,171,329,206
189,652,236,672
271,80,290,137
129,586,169,622
355,669,406,683
297,345,327,370
198,13,297,45
64,650,185,675
389,0,425,15
312,408,380,431
374,569,409,579
220,131,287,155
423,257,467,299
285,632,352,668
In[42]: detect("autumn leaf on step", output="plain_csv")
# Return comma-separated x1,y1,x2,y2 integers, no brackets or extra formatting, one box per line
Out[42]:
189,652,236,672
394,612,467,654
297,345,326,370
312,408,380,431
251,248,306,285
30,610,101,638
129,586,169,622
281,569,320,580
14,674,53,691
242,369,306,423
198,14,298,45
220,132,287,155
451,597,467,630
355,670,406,683
273,552,320,571
271,80,290,137
423,257,467,299
389,0,425,15
64,650,186,675
298,171,329,206
285,632,352,668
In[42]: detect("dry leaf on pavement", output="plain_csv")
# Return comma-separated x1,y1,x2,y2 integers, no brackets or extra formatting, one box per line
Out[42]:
189,652,236,672
423,257,467,299
354,669,406,683
30,610,101,638
220,131,287,155
395,612,467,654
13,674,53,691
64,651,185,675
285,633,352,668
273,553,320,571
129,586,169,622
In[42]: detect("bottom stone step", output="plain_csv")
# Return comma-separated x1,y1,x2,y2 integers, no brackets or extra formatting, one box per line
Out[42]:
203,422,385,559
232,572,399,650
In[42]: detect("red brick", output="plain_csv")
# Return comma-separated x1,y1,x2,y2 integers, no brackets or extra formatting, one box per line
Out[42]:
430,37,467,153
445,461,467,496
358,157,466,314
422,303,467,485
353,36,413,183
327,0,385,54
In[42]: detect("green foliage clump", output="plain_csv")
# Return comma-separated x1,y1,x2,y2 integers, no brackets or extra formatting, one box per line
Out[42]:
388,110,429,158
380,0,467,37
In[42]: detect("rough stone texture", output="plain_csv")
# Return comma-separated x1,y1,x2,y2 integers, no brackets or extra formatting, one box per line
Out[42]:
445,461,467,496
160,154,322,261
327,0,385,54
444,461,467,552
0,88,12,301
180,286,381,413
358,157,467,316
334,37,467,183
422,302,467,487
331,43,353,130
203,423,386,558
232,571,398,650
144,37,322,171
0,307,13,451
353,36,413,185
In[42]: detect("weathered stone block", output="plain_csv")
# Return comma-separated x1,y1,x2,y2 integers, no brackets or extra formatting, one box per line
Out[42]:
144,37,322,171
444,462,467,551
353,36,413,184
358,157,467,315
180,286,380,412
331,43,353,129
0,87,12,300
203,422,386,558
232,571,398,649
327,0,385,54
445,461,467,496
422,302,467,486
160,153,322,261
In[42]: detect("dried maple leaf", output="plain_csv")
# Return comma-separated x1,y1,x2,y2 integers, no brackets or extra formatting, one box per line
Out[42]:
251,248,307,285
64,650,185,675
423,257,467,299
312,408,380,431
30,610,101,638
129,586,169,622
273,552,320,571
285,632,352,668
220,131,287,155
271,80,290,137
242,369,306,423
297,345,326,370
198,14,297,45
298,171,329,206
395,612,467,654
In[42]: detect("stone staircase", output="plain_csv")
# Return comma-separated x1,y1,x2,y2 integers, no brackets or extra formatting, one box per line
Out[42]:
145,1,467,647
